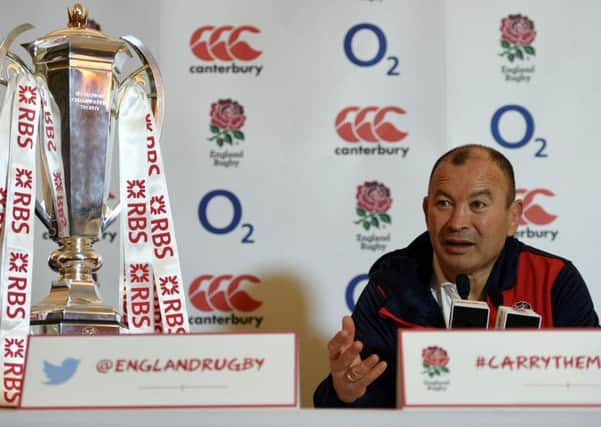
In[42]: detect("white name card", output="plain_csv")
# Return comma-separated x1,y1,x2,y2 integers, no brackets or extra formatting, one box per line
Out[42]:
397,329,601,407
20,332,297,409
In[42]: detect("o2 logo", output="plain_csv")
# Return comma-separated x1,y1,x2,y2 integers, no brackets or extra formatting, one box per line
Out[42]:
343,23,399,76
490,104,548,157
345,273,369,311
198,190,255,244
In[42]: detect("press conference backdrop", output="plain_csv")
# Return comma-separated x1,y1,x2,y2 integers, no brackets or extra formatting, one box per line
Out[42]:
1,0,599,407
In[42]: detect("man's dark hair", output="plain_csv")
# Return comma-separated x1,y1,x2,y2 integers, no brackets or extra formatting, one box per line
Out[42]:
428,144,516,206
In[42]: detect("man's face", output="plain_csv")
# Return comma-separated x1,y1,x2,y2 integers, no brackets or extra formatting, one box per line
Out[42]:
423,152,522,281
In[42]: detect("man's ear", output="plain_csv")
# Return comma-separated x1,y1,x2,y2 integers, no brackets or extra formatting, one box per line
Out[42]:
422,196,429,226
508,199,523,236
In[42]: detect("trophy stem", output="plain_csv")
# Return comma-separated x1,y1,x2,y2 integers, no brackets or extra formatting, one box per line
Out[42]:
30,236,122,335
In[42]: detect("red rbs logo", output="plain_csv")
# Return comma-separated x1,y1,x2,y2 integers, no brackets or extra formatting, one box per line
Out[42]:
335,106,407,143
517,188,557,225
190,26,262,61
189,274,262,312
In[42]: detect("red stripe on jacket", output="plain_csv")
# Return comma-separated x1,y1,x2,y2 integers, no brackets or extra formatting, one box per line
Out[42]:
487,251,564,328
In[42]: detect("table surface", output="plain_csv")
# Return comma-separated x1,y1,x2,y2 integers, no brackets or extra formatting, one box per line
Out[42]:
1,407,600,427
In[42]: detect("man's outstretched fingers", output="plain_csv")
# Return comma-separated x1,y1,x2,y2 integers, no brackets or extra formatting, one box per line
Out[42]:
327,317,355,360
344,354,380,383
359,360,387,387
331,341,363,375
341,316,355,336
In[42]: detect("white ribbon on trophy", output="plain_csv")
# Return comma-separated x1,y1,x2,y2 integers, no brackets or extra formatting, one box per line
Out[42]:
0,76,190,406
37,77,69,239
0,72,40,406
0,74,15,237
118,82,190,335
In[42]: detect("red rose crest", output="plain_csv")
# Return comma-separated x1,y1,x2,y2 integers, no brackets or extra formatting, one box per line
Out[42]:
355,181,392,231
422,345,450,377
208,99,246,147
499,14,536,62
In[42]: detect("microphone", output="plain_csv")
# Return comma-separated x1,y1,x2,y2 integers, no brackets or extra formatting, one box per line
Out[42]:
456,274,470,299
496,302,541,328
445,274,489,328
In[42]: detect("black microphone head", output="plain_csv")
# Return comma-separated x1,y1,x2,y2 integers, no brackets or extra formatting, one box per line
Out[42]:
456,274,470,299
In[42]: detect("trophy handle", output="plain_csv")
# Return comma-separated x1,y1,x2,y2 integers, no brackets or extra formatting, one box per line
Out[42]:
0,23,34,82
120,35,165,130
0,24,54,233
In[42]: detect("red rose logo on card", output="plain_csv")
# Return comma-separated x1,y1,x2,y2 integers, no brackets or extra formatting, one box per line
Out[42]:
499,14,536,83
208,99,246,146
499,14,536,61
422,346,450,377
207,99,246,168
355,181,392,231
354,181,392,252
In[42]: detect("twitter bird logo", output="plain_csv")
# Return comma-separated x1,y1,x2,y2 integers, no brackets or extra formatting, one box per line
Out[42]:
43,358,80,385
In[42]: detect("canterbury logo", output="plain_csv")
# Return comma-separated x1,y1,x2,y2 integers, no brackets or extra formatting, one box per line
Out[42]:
516,188,557,226
190,26,262,61
189,274,263,312
335,106,408,143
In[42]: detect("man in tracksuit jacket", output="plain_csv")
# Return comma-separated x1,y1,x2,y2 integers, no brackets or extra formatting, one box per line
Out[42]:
314,144,599,408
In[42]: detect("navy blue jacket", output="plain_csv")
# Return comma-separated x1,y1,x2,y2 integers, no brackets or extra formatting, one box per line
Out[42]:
313,232,599,408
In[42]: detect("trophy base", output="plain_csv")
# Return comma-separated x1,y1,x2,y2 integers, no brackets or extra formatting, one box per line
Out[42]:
30,304,123,335
30,321,121,335
30,273,124,335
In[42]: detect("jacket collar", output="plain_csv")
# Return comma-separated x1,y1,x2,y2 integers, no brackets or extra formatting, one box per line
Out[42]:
373,232,444,327
373,232,522,326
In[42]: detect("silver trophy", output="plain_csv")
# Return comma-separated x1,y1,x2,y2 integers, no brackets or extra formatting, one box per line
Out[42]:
0,3,164,334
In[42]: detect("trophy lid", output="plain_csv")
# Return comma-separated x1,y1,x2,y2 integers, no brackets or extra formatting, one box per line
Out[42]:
24,3,125,63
